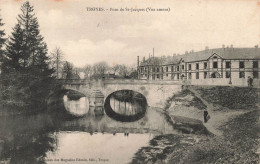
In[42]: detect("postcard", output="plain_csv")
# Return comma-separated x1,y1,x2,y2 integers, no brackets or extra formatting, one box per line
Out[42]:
0,0,259,164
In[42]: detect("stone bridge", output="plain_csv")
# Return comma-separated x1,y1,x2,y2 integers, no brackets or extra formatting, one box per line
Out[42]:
59,79,182,108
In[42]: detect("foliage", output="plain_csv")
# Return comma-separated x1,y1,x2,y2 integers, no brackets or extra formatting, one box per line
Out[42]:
79,62,137,79
50,47,64,78
62,61,76,79
0,15,5,61
92,62,108,79
0,1,55,108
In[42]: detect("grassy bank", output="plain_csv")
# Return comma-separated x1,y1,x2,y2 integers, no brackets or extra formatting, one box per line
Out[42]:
131,86,260,164
191,86,259,109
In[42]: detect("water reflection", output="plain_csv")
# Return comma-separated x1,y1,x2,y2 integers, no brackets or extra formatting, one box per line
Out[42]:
63,95,89,116
46,132,153,164
110,97,141,115
104,90,147,122
0,113,58,164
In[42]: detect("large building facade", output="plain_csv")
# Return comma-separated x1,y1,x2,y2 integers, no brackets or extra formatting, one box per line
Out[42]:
137,46,260,87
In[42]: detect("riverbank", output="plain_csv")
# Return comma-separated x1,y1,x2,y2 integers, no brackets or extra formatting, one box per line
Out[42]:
131,86,260,163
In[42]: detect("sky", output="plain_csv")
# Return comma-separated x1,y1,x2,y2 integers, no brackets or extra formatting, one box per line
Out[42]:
0,0,259,67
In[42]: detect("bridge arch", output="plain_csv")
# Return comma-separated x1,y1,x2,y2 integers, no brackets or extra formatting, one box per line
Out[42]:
104,90,147,122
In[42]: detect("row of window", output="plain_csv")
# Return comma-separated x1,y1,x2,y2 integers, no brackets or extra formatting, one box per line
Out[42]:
149,71,259,79
140,61,259,73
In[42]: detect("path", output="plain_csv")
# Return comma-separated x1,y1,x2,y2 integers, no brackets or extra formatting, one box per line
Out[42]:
186,86,247,136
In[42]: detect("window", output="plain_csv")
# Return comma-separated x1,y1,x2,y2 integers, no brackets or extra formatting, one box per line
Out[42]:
239,61,244,68
166,73,168,77
253,61,258,68
196,63,199,70
182,65,184,70
226,71,231,78
161,67,163,72
204,62,207,69
239,71,245,78
189,64,191,70
166,67,168,72
171,66,173,72
253,71,258,78
177,73,179,79
177,66,179,71
226,61,231,68
188,73,192,79
213,62,218,68
196,72,199,79
157,74,159,78
204,72,207,79
157,68,159,72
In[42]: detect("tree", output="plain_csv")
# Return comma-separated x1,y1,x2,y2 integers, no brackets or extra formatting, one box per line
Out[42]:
118,65,128,77
83,64,92,79
50,47,64,78
1,1,54,106
2,24,24,73
62,61,74,79
92,62,109,79
111,64,120,75
0,15,5,63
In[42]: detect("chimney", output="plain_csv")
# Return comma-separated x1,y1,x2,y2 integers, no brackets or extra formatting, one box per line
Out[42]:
137,56,139,67
205,46,209,50
222,44,225,48
143,57,145,62
185,51,188,54
191,49,194,53
231,44,233,48
255,45,258,48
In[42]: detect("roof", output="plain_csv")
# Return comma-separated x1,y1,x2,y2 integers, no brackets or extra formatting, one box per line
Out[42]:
182,48,260,62
140,47,260,66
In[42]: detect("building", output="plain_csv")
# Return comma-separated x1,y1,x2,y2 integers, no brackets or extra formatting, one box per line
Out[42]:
137,45,260,87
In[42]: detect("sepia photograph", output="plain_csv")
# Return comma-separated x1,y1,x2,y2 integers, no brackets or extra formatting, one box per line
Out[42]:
0,0,259,163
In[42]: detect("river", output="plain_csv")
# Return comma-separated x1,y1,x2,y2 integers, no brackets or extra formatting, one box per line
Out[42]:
0,92,176,164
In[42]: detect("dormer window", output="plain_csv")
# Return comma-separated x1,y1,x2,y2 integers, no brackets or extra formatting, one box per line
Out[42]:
213,62,218,68
213,56,217,59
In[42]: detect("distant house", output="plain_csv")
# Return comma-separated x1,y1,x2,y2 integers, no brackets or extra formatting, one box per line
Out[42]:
137,45,260,87
103,73,116,79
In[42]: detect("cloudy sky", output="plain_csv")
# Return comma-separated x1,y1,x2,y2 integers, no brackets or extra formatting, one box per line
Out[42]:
0,0,259,67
